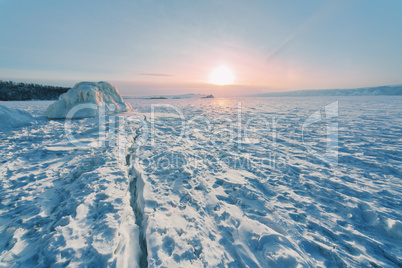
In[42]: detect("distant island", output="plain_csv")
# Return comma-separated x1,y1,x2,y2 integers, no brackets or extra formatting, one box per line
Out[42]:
0,81,70,101
202,94,215,98
149,96,168,99
251,85,402,97
125,93,214,99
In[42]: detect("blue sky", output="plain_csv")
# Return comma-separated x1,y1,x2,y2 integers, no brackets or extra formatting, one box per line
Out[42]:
1,0,402,96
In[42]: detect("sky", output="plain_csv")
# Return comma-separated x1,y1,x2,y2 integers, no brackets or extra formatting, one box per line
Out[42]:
1,0,402,96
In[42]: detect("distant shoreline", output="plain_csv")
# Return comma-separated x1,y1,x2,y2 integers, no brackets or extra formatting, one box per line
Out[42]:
249,85,402,97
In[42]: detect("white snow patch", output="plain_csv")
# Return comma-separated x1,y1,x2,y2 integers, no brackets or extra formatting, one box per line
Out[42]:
0,104,34,129
45,81,131,119
385,219,402,239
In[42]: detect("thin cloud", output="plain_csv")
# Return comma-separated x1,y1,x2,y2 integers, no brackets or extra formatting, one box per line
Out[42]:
138,73,173,77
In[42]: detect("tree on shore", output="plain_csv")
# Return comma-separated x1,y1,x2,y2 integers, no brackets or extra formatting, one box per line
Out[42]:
0,81,70,101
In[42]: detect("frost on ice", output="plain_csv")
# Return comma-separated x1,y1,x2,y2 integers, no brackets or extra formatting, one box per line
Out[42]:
45,81,131,119
0,104,34,129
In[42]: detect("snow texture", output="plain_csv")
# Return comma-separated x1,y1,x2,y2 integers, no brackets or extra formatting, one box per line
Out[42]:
0,104,34,129
0,101,141,267
45,81,131,119
128,96,402,267
1,96,402,267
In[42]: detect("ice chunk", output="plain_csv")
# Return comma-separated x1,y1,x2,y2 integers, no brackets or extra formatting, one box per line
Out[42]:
45,81,131,119
0,104,34,129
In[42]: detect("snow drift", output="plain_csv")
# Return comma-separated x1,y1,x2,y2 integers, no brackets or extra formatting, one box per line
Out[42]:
0,104,34,129
45,81,131,119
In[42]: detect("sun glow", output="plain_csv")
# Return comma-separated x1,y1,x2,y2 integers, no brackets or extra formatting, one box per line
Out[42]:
209,66,235,85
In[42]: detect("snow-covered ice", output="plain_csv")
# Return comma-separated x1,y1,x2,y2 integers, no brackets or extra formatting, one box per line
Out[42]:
1,101,141,266
45,81,131,119
125,97,402,267
0,105,34,129
1,96,401,267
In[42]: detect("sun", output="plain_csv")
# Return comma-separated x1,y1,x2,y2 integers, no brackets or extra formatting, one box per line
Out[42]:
209,65,235,85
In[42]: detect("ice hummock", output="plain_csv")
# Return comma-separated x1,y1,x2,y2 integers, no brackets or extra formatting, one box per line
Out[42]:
45,81,131,119
0,104,34,129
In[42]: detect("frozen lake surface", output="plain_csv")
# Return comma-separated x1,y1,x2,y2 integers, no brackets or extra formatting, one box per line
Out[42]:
1,97,401,267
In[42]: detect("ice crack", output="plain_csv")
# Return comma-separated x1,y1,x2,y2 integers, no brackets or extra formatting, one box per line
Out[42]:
129,171,148,267
127,117,148,267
